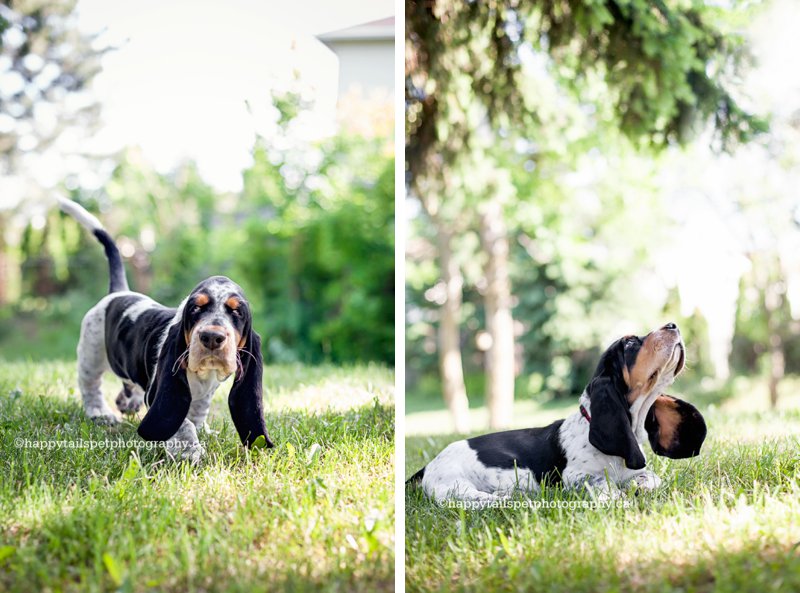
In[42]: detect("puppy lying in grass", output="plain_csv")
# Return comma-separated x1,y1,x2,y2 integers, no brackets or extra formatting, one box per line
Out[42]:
408,323,706,503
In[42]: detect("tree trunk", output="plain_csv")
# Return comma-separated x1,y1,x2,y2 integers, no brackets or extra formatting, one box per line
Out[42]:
764,274,784,409
479,200,515,429
767,332,784,409
436,226,471,433
0,215,7,306
755,252,786,409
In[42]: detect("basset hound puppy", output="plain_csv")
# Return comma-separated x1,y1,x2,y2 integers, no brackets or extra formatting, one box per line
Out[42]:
58,197,274,462
408,323,707,502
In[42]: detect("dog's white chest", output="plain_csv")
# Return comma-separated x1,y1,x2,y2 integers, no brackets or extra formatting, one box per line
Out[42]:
187,370,221,402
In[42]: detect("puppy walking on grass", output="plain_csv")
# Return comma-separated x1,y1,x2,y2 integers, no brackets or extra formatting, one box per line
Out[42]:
58,197,274,462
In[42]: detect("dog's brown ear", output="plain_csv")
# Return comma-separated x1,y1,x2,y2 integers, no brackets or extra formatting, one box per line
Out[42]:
645,395,707,458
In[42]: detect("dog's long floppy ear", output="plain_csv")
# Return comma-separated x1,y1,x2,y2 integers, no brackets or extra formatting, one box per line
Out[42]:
645,395,706,458
588,376,646,470
228,328,274,449
138,320,192,441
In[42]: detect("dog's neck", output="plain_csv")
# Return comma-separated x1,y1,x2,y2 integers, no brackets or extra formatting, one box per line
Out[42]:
629,391,659,442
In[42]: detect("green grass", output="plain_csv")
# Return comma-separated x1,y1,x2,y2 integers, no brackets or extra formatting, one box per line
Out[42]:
0,360,394,592
405,393,800,592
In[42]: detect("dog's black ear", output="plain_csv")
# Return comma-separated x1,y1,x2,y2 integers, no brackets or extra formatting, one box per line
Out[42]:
588,376,646,470
138,321,191,441
645,395,707,458
228,329,273,449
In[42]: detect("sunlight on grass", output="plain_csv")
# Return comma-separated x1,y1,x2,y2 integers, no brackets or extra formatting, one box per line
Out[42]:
405,401,800,593
265,364,395,413
0,360,394,593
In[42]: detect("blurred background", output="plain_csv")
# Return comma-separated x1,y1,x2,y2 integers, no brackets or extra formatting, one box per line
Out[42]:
405,0,800,434
0,0,394,366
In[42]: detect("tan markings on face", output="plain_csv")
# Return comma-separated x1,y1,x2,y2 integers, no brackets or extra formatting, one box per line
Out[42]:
626,328,684,403
652,395,681,450
224,296,246,348
185,294,209,345
620,335,635,388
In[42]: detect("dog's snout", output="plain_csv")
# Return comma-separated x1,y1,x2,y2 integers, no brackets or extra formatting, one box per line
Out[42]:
199,329,227,350
663,322,679,332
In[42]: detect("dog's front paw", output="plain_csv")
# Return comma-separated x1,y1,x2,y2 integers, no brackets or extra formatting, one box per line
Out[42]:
632,472,662,491
85,405,120,425
589,484,624,503
165,438,205,464
581,475,624,502
163,420,204,464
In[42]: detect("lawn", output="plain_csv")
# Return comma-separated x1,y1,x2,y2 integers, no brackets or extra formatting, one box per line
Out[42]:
0,360,395,593
405,380,800,593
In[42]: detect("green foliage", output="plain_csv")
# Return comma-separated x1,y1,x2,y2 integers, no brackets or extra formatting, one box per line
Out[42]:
731,257,800,375
536,0,769,149
236,133,394,365
405,0,772,407
407,0,766,180
406,115,686,399
0,113,394,366
0,0,108,169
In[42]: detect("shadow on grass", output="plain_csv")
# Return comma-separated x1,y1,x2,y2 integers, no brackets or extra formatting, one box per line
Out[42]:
404,422,800,593
404,527,800,593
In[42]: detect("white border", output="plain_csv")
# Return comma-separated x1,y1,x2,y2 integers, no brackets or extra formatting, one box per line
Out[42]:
393,4,406,591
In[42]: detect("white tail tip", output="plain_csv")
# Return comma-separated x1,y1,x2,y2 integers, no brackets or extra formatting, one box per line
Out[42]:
56,196,104,232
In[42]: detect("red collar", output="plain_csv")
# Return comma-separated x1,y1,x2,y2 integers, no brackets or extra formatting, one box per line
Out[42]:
579,404,591,423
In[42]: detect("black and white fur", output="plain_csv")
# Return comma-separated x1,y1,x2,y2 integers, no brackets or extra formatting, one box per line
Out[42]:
408,324,707,502
58,197,274,462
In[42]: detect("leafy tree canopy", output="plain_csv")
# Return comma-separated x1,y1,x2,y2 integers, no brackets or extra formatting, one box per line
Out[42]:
407,0,767,189
0,0,106,177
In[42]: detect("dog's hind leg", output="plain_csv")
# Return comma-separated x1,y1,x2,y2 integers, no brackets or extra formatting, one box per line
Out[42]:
76,302,119,425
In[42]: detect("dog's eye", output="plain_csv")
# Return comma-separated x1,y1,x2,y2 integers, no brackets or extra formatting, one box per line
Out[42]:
625,338,637,348
191,305,202,315
229,308,241,317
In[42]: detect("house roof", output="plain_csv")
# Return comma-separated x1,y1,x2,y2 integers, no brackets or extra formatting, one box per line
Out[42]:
317,17,394,42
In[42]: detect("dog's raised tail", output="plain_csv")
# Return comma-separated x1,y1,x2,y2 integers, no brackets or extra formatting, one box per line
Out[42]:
57,197,129,294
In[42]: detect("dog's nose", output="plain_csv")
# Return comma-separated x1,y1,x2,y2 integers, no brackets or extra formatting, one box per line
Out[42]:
199,329,227,350
663,322,679,332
